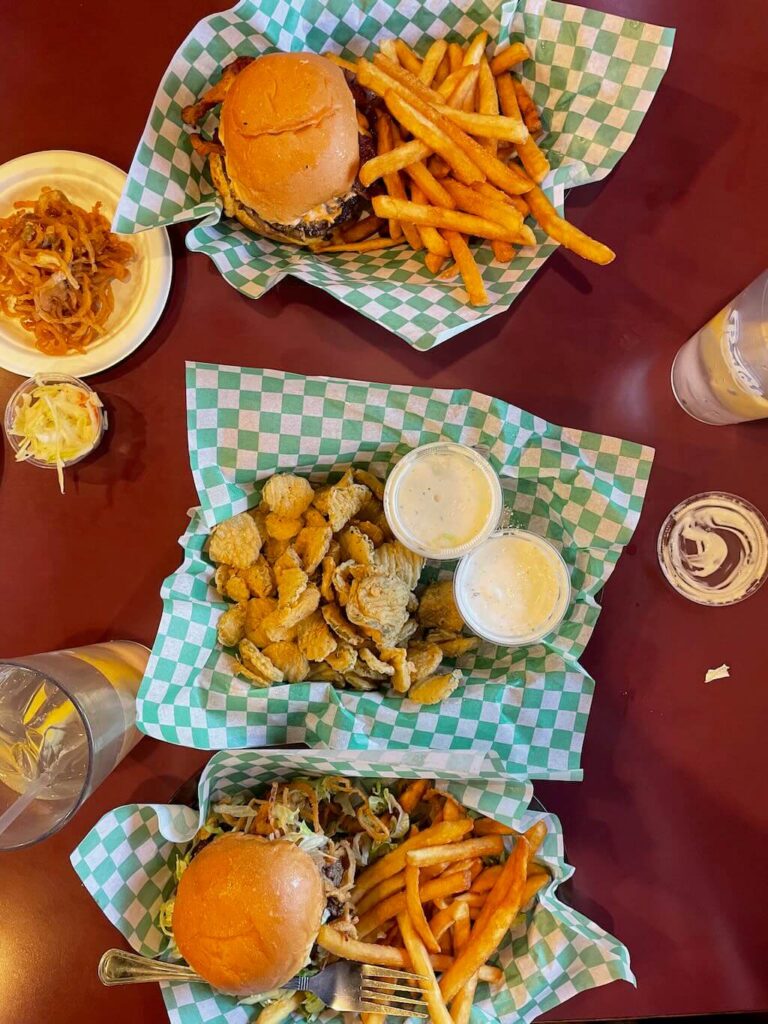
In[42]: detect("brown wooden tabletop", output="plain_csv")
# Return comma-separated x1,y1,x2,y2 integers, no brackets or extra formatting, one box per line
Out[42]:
1,0,767,1021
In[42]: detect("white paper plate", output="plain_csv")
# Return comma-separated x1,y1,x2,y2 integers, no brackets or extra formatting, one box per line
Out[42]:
0,150,171,378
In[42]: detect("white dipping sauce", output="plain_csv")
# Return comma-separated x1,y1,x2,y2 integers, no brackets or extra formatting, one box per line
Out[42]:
658,493,768,605
455,530,570,644
385,442,501,559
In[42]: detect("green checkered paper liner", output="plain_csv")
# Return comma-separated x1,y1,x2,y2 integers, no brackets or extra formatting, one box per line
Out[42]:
136,363,653,777
114,0,674,350
71,749,634,1024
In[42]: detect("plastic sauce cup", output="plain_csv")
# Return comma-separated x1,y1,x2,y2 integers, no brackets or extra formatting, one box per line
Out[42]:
454,528,571,647
384,441,503,561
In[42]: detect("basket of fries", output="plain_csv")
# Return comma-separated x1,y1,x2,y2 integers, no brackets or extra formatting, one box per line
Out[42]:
114,0,674,350
71,749,634,1024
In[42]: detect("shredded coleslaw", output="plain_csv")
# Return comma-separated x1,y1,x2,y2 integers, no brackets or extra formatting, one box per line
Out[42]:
9,376,103,492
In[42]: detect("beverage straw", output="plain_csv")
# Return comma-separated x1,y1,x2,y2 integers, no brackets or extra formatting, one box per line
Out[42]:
0,770,52,838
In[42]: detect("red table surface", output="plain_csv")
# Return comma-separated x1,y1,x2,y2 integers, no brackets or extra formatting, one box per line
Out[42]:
1,1,767,1022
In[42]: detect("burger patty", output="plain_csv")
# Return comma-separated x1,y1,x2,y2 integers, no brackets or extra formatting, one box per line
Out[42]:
210,131,376,246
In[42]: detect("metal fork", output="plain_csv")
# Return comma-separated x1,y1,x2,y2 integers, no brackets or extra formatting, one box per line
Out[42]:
99,949,428,1018
282,961,428,1017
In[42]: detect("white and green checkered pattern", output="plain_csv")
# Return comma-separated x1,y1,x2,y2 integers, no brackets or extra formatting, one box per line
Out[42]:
115,0,674,351
134,363,653,777
71,750,634,1024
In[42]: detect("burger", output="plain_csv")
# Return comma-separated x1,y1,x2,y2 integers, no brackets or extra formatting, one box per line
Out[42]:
182,53,378,247
172,833,326,995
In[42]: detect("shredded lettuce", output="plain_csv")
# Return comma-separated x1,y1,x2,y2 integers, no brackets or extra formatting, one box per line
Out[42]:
303,993,326,1020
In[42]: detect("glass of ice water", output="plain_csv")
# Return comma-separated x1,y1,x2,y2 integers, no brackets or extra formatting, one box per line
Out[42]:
0,641,148,851
671,270,768,424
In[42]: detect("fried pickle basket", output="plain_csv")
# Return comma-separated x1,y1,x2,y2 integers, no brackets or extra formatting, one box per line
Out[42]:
135,364,654,779
71,748,634,1024
113,0,674,350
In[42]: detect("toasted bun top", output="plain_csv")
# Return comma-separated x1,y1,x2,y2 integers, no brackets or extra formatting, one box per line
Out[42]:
173,834,325,995
219,53,360,224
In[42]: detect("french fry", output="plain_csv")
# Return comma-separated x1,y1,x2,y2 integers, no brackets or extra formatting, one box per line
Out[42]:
395,39,423,76
446,68,480,111
442,180,523,236
442,799,461,822
317,926,501,981
439,260,459,279
437,66,474,101
425,252,447,274
342,215,384,243
397,913,454,1024
399,779,430,813
357,868,473,938
473,817,515,837
361,1014,385,1024
419,39,449,86
491,240,516,262
514,223,537,246
372,53,451,109
383,91,484,186
440,836,530,1003
380,38,400,65
437,107,527,142
448,904,476,1024
434,52,451,86
410,184,452,258
515,136,551,184
477,58,500,154
462,30,489,67
405,161,456,207
526,185,615,264
470,864,503,892
356,868,408,917
430,156,451,178
315,237,403,254
454,892,486,908
513,77,542,134
406,865,441,953
374,196,519,242
255,994,303,1024
475,179,529,217
324,52,358,74
378,114,423,250
377,113,402,241
448,42,464,73
429,901,466,941
494,72,525,137
445,231,487,306
489,42,531,76
354,819,474,900
407,836,505,868
360,140,432,186
524,820,548,855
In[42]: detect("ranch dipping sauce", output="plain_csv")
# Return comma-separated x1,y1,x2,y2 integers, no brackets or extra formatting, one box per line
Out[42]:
384,441,503,560
455,529,571,645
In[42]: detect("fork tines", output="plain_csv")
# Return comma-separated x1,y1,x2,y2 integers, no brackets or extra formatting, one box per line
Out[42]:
360,965,429,1018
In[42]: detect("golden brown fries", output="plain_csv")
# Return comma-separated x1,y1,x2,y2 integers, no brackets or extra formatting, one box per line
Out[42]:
383,91,485,186
354,819,474,899
357,868,473,938
406,835,505,867
419,39,448,86
255,994,303,1024
340,30,614,305
473,816,516,836
342,215,385,243
398,913,454,1024
360,140,431,186
526,186,616,264
513,77,543,134
440,836,530,1002
373,196,519,243
396,39,423,76
316,237,403,254
445,230,487,305
323,52,357,74
448,904,477,1024
489,41,531,75
406,864,441,952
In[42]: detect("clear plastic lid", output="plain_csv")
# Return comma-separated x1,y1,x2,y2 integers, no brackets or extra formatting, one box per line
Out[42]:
383,441,504,561
454,528,571,647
